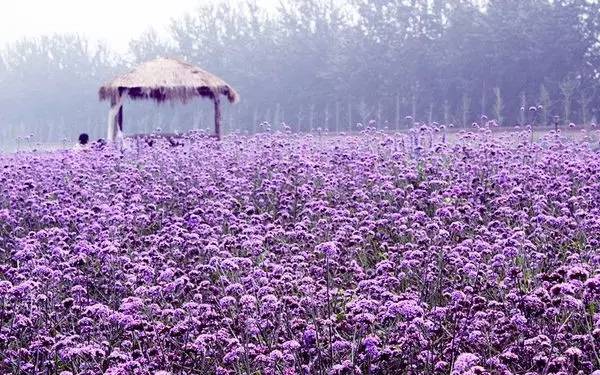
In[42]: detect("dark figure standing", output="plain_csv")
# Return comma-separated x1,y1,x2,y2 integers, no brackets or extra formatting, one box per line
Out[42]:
74,133,90,151
78,133,89,145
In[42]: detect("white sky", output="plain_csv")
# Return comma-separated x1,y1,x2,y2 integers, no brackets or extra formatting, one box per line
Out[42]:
0,0,274,54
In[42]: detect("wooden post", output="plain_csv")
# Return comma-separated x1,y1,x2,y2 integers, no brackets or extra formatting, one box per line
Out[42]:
117,88,125,133
214,94,222,140
117,104,123,132
108,96,118,142
107,92,124,142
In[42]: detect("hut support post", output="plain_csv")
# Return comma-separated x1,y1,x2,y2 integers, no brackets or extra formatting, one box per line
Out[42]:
107,93,125,142
107,97,117,142
214,94,222,140
117,105,123,132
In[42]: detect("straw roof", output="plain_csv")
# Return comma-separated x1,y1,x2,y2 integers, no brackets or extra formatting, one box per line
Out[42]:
98,57,239,104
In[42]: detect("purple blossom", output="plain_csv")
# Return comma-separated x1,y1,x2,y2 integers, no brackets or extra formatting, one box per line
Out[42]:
317,241,338,257
362,335,381,359
452,353,479,373
1,132,600,374
303,327,317,347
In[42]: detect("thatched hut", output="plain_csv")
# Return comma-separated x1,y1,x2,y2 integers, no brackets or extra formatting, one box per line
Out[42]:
99,57,238,141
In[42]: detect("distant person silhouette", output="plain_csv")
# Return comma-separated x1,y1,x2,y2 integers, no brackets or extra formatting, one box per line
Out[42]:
73,133,90,151
79,133,89,145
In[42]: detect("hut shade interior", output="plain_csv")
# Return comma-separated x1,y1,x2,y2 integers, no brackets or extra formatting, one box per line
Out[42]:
98,58,239,104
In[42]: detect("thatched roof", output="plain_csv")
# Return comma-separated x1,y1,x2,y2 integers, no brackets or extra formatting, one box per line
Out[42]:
98,57,239,104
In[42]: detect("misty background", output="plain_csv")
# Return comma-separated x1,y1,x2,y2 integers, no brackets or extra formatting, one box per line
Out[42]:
1,0,599,148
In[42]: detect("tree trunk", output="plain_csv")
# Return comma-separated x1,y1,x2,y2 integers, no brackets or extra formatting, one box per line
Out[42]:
348,101,352,131
335,102,340,134
377,101,382,128
411,91,417,123
309,104,314,132
274,102,281,126
214,94,222,140
395,94,400,131
324,103,330,132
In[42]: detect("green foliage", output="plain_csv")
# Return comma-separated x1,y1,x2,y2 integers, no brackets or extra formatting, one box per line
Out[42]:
2,0,600,146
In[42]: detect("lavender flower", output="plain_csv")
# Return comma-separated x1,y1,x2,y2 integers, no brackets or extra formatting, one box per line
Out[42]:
317,241,338,257
1,132,600,374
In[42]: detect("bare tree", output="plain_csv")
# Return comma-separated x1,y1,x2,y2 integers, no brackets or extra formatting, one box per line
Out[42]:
539,84,551,126
559,76,579,124
493,87,504,125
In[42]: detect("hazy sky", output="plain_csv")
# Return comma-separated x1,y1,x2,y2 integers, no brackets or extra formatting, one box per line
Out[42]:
0,0,267,54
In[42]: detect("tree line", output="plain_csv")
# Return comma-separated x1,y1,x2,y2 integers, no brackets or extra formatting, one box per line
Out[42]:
1,0,599,145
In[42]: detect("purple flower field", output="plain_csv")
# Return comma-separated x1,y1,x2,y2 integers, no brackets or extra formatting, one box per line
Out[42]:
1,129,600,374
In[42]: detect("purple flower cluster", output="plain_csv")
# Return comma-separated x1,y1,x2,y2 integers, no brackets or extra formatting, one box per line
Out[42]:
1,131,600,374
